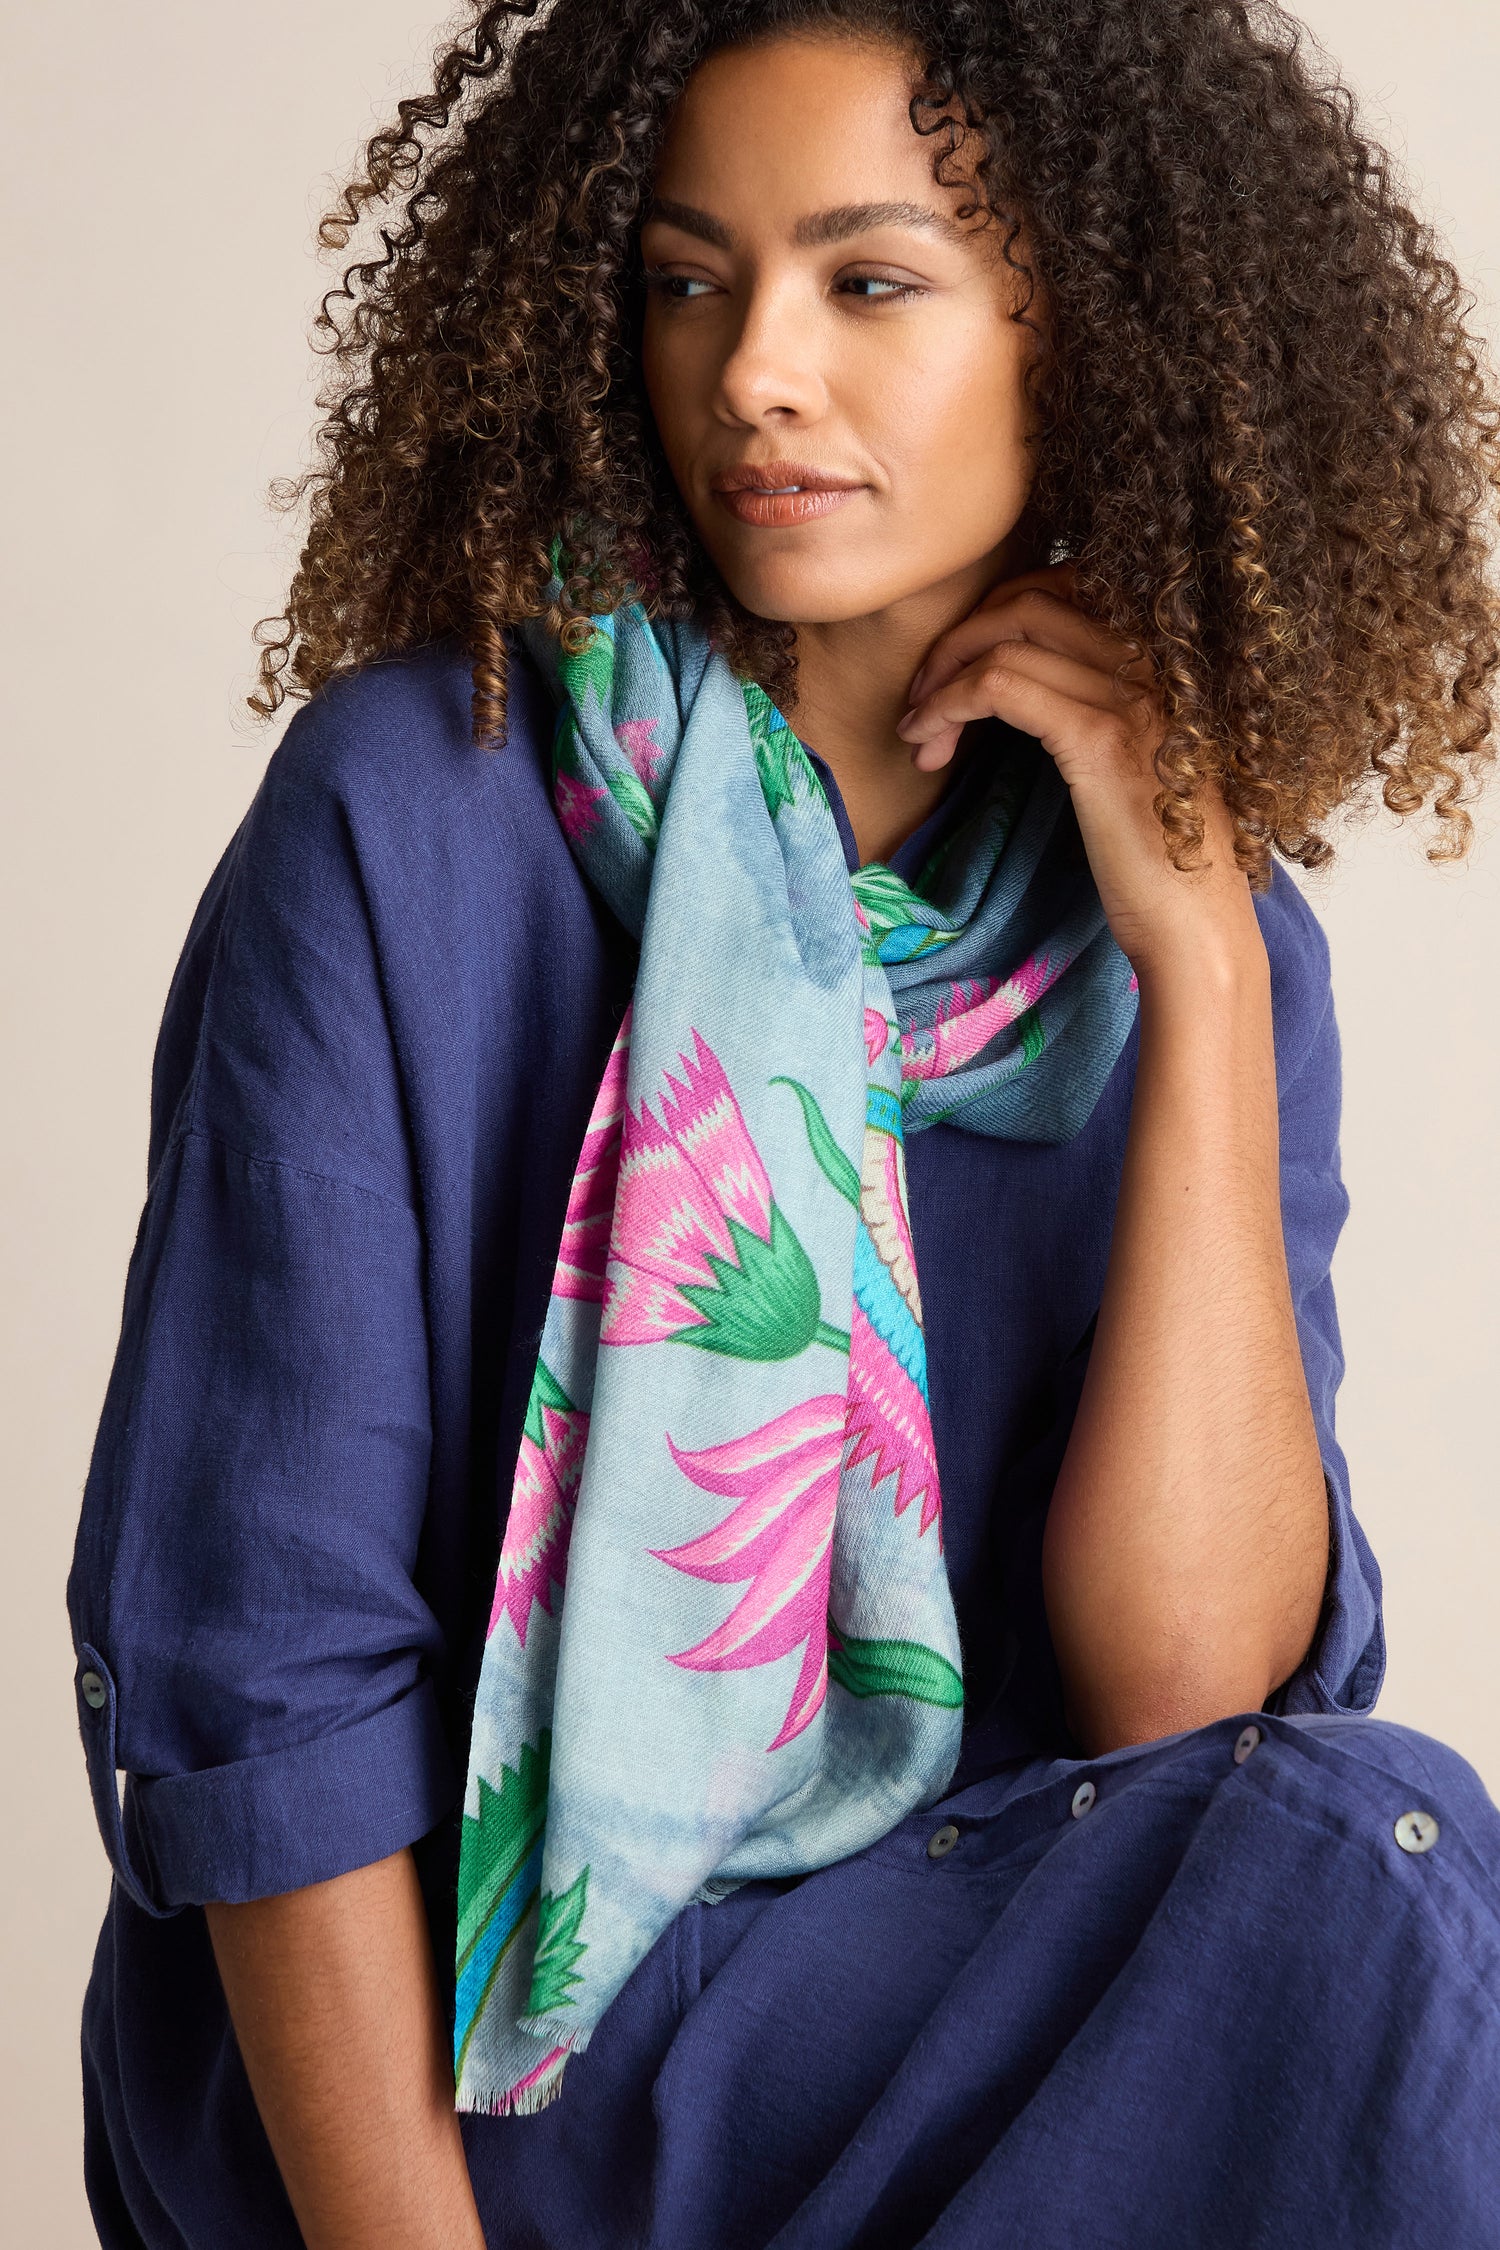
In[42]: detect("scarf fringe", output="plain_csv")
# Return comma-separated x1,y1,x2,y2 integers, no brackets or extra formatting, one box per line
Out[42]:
456,2067,569,2121
694,1874,747,1906
456,2028,588,2119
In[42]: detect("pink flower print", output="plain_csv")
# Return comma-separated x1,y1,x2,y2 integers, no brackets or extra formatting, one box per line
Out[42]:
900,950,1064,1085
490,1361,589,1645
655,1397,847,1750
553,1011,631,1302
554,770,609,844
659,1030,773,1242
601,1033,763,1344
602,1032,833,1362
863,1007,890,1066
846,1302,941,1540
614,717,663,789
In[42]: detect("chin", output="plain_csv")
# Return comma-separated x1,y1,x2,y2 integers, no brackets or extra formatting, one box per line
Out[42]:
712,549,914,626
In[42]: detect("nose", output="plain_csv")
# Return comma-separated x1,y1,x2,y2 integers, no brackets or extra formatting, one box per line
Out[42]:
714,276,828,428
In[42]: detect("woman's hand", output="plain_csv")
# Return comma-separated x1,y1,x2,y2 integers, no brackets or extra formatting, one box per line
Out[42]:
896,565,1259,982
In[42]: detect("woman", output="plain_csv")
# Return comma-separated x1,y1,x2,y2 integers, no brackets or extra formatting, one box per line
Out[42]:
69,2,1500,2245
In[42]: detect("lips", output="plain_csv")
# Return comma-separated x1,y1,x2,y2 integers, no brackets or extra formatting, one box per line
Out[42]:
710,460,865,528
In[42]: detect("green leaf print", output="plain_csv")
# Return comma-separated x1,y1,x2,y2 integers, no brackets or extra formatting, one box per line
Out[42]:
676,1206,825,1361
605,762,660,846
456,1732,552,1972
770,1076,861,1209
528,1866,591,2016
523,1360,575,1450
849,863,956,965
827,1627,964,1709
557,617,616,718
743,680,814,819
551,706,585,786
1015,1002,1047,1066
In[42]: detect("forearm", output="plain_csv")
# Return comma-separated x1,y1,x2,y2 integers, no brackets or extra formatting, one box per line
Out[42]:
1041,924,1330,1754
206,1849,486,2250
896,569,1336,1752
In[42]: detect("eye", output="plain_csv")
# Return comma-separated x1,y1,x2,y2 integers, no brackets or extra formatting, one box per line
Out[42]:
642,267,717,300
837,272,925,304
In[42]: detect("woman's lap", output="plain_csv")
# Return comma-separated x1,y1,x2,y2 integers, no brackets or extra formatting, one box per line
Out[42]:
464,1710,1500,2249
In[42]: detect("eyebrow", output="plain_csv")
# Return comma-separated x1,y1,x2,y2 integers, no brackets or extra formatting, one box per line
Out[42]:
796,201,962,247
642,196,970,250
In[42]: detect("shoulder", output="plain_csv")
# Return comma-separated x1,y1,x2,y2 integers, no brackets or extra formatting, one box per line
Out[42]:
249,634,559,869
155,635,585,1192
216,632,580,1001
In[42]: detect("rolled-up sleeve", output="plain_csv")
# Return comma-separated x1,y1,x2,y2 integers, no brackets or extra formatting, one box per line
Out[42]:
67,711,459,1911
1263,955,1384,1719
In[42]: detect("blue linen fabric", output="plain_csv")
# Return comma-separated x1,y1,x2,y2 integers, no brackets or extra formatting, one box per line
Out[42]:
68,638,1500,2248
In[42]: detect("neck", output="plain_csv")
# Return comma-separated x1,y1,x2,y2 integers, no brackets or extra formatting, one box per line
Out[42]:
785,537,1035,866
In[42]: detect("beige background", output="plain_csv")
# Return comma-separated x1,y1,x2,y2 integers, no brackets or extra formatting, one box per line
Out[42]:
3,2,1496,2238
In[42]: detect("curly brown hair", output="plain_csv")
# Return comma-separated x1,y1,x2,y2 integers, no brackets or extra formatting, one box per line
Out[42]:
253,0,1500,879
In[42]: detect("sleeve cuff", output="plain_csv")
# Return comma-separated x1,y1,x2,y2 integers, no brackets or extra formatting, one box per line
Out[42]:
77,1645,460,1909
1264,1468,1386,1720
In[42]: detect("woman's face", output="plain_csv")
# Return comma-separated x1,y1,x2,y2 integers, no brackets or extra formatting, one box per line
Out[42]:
639,32,1040,629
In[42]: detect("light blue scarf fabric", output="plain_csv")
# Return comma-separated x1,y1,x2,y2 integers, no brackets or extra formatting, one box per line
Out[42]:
454,576,1138,2114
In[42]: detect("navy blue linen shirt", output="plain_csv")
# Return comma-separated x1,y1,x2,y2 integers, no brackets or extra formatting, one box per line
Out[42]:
68,636,1383,2242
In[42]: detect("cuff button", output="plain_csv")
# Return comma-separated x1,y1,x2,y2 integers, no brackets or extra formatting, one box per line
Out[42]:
79,1670,107,1711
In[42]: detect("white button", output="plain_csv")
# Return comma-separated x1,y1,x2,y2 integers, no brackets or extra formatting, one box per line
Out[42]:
1234,1725,1261,1764
79,1671,107,1711
927,1823,960,1860
1071,1781,1096,1819
1394,1809,1440,1855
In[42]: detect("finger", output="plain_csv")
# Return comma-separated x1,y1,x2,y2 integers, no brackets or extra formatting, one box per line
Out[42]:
909,586,1148,705
907,568,1078,709
903,659,1127,775
900,639,1149,743
911,722,965,773
910,591,1147,705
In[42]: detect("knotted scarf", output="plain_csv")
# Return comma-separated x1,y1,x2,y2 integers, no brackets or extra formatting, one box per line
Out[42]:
454,574,1138,2114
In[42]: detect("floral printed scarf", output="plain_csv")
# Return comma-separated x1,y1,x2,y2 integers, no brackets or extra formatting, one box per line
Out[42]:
454,573,1138,2114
